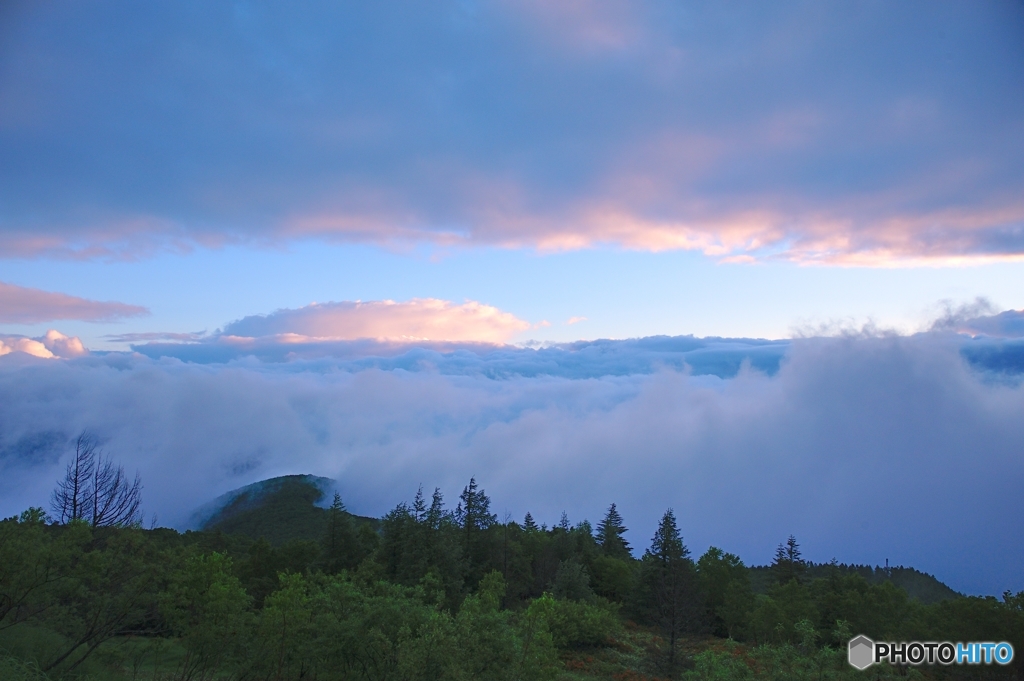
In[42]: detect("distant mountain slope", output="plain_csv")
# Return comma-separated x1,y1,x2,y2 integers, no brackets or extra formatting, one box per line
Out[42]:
191,474,377,546
749,563,960,604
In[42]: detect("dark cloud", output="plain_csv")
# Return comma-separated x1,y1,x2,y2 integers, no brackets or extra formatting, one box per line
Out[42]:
1,333,1022,596
1,1,1022,263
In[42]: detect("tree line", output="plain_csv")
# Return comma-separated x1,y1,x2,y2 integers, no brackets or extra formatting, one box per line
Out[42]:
0,444,1021,679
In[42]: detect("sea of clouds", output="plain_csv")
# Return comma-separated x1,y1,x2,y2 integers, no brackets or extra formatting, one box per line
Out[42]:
2,329,1023,596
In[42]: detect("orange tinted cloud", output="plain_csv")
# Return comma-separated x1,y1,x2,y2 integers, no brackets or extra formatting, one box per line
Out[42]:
222,299,530,343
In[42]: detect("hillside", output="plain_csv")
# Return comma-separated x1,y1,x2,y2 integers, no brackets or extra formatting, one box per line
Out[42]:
193,474,378,545
749,562,960,604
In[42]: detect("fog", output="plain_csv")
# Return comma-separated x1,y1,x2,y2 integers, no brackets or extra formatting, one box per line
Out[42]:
1,332,1022,596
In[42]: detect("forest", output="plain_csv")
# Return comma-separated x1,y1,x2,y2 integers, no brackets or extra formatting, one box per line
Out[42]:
1,462,1021,681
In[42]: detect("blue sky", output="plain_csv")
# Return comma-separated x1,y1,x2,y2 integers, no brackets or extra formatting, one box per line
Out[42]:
2,1,1024,595
3,244,1024,350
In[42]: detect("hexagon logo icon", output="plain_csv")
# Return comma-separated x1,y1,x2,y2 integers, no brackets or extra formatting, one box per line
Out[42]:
848,635,874,670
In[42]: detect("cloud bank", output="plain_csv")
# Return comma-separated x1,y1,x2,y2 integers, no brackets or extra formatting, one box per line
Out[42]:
0,281,148,323
2,2,1022,264
1,332,1022,596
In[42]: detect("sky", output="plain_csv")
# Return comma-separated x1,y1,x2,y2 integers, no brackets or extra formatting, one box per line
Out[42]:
1,1,1024,596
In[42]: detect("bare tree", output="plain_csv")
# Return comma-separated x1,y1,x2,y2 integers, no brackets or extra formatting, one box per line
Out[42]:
51,432,142,528
51,433,96,524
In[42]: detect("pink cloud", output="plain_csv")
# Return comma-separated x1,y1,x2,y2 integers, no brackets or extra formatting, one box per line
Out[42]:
0,329,87,359
222,299,530,343
0,281,149,323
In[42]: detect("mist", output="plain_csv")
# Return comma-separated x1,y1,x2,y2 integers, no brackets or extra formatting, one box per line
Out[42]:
1,332,1022,596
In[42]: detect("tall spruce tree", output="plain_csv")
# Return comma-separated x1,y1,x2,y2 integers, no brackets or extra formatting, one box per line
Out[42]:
321,492,359,573
456,478,497,586
771,534,806,585
412,485,427,521
596,503,631,560
523,512,538,531
636,509,700,675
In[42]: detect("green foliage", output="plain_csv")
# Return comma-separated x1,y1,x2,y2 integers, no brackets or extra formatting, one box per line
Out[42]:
552,558,595,602
527,593,620,649
683,646,753,681
321,492,367,573
697,547,751,638
590,555,635,603
455,571,558,681
161,552,251,680
2,476,1020,681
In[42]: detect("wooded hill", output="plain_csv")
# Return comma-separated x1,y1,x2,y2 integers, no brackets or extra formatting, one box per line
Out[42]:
1,474,1021,681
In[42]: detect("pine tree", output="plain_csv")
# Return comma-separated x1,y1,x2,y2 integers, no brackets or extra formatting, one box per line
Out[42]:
523,512,538,531
558,512,570,532
637,509,699,675
596,503,631,560
771,534,806,584
412,485,427,522
426,487,447,529
457,478,497,586
321,492,359,573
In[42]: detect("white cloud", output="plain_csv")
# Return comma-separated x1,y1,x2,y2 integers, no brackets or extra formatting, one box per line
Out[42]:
1,333,1022,596
0,329,87,359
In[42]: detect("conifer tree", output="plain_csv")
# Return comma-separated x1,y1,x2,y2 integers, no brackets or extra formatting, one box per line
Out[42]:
412,485,427,522
771,534,806,584
457,478,497,586
321,492,359,573
636,509,700,674
558,512,570,532
426,487,447,529
523,512,538,531
596,503,631,560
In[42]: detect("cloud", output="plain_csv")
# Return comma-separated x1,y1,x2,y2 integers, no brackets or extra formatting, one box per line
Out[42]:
104,331,207,344
1,333,1023,596
130,334,790,377
0,281,148,323
219,299,530,343
931,298,1024,338
0,329,87,359
567,316,587,325
1,2,1022,264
